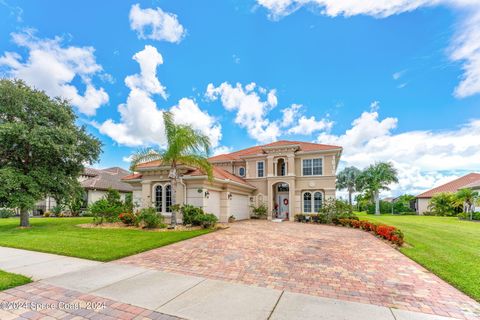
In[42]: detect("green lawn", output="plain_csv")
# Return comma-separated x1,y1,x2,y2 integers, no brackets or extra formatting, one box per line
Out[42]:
356,213,480,301
0,217,212,262
0,270,31,290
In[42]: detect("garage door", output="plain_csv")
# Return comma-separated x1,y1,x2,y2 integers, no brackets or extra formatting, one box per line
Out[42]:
231,194,250,220
204,190,221,218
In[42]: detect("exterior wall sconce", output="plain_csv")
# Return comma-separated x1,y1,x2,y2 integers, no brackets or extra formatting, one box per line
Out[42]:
249,196,254,202
227,193,233,200
204,190,210,199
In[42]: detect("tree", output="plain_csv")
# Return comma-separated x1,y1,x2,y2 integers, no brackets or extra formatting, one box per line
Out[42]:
428,192,457,216
130,111,213,226
357,162,398,215
455,188,478,220
336,166,361,211
0,79,101,227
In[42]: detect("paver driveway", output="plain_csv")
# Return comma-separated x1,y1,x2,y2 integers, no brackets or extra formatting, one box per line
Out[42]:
118,220,480,319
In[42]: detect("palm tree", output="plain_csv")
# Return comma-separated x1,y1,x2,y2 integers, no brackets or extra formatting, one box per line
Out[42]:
357,162,398,215
130,112,213,225
336,166,361,211
456,188,478,220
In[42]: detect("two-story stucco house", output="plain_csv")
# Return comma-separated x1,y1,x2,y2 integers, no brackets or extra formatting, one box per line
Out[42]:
122,140,342,223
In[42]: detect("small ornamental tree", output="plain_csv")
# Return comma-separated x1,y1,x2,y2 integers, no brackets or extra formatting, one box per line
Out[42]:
0,79,101,227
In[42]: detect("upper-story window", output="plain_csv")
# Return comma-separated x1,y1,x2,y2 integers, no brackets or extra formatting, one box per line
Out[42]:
238,167,246,177
302,158,323,176
277,158,286,176
257,161,264,178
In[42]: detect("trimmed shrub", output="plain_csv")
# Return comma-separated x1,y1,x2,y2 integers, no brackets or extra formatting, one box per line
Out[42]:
193,213,218,228
0,209,14,218
119,212,136,226
250,203,268,219
136,208,165,229
89,199,123,224
332,218,404,246
180,205,205,225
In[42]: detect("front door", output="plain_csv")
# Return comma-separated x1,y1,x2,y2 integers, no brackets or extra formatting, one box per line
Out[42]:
277,194,289,220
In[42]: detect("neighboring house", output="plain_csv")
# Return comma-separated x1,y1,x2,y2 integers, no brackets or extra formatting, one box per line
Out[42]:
34,167,133,215
461,180,480,212
382,197,395,203
415,173,480,214
122,140,342,223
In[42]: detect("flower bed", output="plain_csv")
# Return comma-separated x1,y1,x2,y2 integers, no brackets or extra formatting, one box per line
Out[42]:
338,218,404,246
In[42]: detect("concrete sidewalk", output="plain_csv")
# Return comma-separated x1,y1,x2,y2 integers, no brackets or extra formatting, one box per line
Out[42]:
0,247,460,320
0,246,100,280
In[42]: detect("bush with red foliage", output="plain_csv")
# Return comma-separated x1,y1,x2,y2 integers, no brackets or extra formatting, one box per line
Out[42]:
336,218,404,246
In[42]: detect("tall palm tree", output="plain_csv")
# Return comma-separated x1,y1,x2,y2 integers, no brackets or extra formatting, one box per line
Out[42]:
357,162,398,215
130,112,213,225
336,166,361,211
456,188,478,220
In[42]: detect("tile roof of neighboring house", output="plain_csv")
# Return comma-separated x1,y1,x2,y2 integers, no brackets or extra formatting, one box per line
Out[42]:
416,173,480,198
81,167,133,193
462,179,480,189
209,140,342,162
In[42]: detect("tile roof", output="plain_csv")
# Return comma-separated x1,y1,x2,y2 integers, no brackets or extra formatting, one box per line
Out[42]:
416,173,480,198
122,173,143,181
81,167,133,192
462,179,480,189
122,166,253,188
187,166,254,188
209,140,342,162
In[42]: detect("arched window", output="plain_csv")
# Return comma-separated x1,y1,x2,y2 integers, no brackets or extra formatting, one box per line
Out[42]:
238,167,245,177
314,192,323,212
303,192,312,213
165,184,172,213
154,185,163,212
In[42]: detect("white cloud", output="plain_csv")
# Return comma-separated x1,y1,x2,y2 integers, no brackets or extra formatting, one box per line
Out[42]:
392,70,406,80
212,145,233,156
206,82,333,142
317,103,480,195
125,45,167,99
170,98,222,148
98,46,222,150
281,104,302,127
206,82,281,143
0,30,109,116
288,115,333,134
256,0,480,98
129,3,186,43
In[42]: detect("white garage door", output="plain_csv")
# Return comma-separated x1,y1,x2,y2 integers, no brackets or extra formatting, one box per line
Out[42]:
231,194,250,220
204,190,221,218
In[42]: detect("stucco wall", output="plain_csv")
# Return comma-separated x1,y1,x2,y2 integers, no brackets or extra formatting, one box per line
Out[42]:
417,198,430,214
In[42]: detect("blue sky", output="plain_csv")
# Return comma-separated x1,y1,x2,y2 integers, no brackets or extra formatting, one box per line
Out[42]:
1,0,479,196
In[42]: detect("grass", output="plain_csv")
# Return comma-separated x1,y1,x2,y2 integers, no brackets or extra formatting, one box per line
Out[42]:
0,270,31,290
0,217,212,262
356,212,480,301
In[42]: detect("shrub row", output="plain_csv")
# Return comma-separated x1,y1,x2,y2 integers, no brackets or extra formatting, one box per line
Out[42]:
337,218,404,246
117,208,166,229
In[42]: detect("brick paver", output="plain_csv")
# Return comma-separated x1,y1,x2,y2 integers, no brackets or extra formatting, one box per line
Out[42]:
118,220,480,319
0,282,181,320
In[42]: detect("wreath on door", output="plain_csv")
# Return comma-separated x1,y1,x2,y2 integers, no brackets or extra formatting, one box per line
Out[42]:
283,198,289,205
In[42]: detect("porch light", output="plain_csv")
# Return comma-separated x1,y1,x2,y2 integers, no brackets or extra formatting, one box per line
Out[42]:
227,193,233,200
204,190,210,199
250,196,254,202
